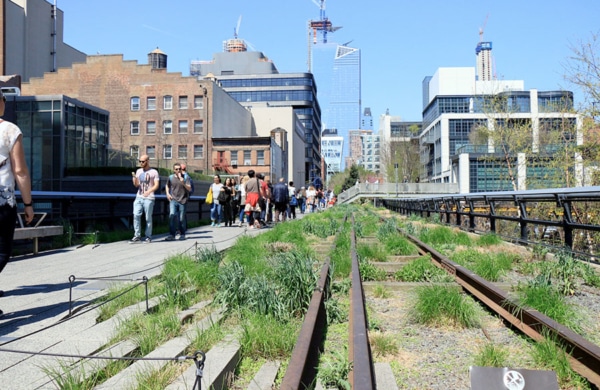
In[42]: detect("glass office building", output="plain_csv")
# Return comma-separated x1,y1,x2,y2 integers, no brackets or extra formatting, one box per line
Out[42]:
3,95,109,191
327,45,361,170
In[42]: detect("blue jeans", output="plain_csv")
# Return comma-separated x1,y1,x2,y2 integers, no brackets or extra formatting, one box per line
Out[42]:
133,196,155,238
169,200,187,236
211,203,222,223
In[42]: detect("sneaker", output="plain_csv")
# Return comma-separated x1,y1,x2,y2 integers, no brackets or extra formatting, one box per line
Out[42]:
217,223,222,227
179,234,186,240
165,235,175,241
211,222,215,227
129,236,141,244
142,237,151,244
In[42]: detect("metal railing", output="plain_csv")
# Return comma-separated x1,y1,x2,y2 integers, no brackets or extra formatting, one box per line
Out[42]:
382,186,600,259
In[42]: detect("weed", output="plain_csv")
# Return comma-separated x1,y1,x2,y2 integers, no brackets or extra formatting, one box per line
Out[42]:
515,283,582,334
473,343,509,367
394,256,451,282
240,311,300,359
357,244,388,263
317,348,352,390
530,333,589,389
372,284,391,299
359,260,387,281
477,233,503,246
409,285,480,328
370,332,399,357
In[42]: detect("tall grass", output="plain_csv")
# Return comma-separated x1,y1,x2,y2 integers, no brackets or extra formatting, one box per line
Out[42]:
451,249,516,282
409,285,480,328
394,256,452,282
419,226,472,249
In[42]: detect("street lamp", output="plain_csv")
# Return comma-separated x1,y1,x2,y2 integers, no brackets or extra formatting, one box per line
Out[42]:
394,163,399,196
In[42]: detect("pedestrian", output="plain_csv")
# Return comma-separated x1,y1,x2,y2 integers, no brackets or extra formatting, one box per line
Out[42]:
244,170,264,229
403,175,409,183
297,186,306,214
306,185,317,213
130,154,160,243
210,174,224,227
165,162,191,241
0,89,34,315
222,177,235,227
272,177,289,223
287,180,297,219
238,175,249,226
263,175,273,223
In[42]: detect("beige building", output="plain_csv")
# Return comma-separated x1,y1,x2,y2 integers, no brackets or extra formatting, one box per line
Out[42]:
1,0,86,82
249,105,305,186
22,52,253,174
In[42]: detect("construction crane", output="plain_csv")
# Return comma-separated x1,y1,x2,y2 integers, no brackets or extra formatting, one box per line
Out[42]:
309,0,341,44
307,0,341,71
479,13,489,42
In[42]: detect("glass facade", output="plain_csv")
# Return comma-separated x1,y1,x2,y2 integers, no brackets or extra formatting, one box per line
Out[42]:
7,96,109,191
327,46,361,170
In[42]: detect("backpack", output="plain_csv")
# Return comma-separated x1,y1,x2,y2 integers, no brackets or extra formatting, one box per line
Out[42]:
186,174,195,194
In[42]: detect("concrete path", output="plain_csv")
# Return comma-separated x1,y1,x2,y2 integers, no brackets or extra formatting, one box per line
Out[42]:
0,223,261,388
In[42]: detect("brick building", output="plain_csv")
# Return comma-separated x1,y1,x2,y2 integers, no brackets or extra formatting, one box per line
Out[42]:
22,51,253,174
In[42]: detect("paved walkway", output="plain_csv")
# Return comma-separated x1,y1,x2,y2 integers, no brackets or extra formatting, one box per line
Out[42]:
0,222,262,388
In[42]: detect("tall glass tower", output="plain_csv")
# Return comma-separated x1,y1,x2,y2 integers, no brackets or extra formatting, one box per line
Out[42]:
328,45,361,170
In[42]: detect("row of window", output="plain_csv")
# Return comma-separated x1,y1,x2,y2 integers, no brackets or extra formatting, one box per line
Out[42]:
130,120,203,135
130,145,204,160
129,146,267,165
130,96,204,111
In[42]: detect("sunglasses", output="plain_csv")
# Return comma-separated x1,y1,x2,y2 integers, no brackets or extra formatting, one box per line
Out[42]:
139,160,147,163
174,168,181,171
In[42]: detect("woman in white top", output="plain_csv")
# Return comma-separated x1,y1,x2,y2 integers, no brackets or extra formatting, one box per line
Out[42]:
0,90,34,315
210,175,224,227
287,181,297,219
306,185,317,213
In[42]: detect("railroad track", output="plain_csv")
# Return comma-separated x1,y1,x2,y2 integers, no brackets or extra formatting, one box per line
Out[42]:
281,209,600,389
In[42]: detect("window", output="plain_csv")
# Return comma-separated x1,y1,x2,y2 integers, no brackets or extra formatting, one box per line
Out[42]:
178,145,188,159
130,121,140,135
243,150,251,165
130,97,140,111
130,145,139,159
194,96,204,109
193,120,204,134
163,120,173,134
178,96,188,109
146,121,156,134
193,145,204,159
163,95,173,110
147,97,156,110
163,144,172,159
230,150,238,165
257,150,265,165
178,120,188,134
146,145,156,159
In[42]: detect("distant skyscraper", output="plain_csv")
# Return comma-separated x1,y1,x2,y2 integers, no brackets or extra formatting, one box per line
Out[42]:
328,45,361,170
361,107,373,131
475,41,493,81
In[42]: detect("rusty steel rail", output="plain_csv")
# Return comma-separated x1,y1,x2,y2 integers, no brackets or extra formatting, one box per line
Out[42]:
403,229,600,387
280,259,331,390
348,217,376,389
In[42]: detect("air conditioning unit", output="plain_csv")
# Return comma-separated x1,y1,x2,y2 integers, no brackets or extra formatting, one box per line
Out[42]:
231,160,238,166
244,160,251,165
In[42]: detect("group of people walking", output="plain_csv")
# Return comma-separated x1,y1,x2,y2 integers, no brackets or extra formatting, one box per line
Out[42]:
128,158,336,242
207,171,323,229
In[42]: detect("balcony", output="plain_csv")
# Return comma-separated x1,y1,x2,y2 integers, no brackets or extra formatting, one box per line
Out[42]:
213,157,234,174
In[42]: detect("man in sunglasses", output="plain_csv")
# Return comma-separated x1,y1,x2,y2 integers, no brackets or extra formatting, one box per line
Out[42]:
130,155,159,243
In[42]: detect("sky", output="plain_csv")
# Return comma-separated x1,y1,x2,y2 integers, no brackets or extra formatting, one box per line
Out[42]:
55,0,600,126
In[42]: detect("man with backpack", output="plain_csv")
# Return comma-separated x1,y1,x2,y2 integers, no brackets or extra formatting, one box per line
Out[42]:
165,162,192,241
272,177,289,223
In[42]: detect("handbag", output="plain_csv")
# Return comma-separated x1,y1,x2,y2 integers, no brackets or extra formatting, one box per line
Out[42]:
205,187,213,204
289,195,298,206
